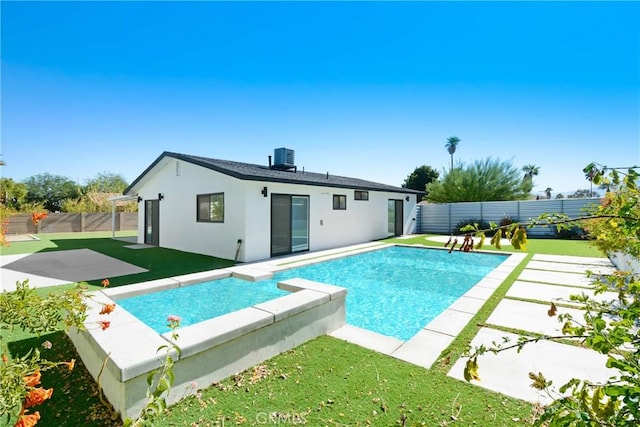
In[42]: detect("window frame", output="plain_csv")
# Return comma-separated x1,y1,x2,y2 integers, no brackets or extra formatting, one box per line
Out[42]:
333,194,347,210
354,190,369,201
196,192,225,223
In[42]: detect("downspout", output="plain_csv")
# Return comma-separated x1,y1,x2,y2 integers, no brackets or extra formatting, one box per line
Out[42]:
235,239,243,262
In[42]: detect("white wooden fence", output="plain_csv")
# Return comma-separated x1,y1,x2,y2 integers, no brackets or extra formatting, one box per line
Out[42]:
415,198,601,237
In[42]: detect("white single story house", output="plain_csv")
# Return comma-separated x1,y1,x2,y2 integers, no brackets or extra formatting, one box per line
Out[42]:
124,149,422,262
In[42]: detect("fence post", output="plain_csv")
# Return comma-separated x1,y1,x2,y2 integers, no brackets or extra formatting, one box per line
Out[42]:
80,213,86,232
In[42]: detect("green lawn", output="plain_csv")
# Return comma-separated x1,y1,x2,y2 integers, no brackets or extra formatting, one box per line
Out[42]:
387,234,605,258
1,231,236,288
1,233,608,426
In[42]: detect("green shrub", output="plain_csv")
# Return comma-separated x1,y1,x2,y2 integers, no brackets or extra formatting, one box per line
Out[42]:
554,224,589,239
498,215,514,229
453,219,496,236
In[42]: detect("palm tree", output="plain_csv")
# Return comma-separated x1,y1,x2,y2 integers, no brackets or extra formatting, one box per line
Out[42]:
445,136,460,171
544,187,553,199
522,164,540,180
585,167,597,194
521,164,539,194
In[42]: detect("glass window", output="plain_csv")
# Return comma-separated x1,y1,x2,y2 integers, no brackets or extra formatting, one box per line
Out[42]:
354,190,369,200
197,193,224,222
333,194,346,210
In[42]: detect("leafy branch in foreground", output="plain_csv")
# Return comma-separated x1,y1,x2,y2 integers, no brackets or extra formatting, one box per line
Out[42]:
122,315,182,427
462,164,640,426
1,280,115,427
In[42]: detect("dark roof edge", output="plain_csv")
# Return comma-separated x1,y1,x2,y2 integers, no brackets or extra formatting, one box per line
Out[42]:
125,151,423,195
236,175,423,194
124,151,170,195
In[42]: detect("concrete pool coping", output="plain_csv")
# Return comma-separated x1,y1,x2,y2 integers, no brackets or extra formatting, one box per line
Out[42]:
327,247,527,368
112,241,525,369
70,241,526,418
226,242,526,368
71,270,348,418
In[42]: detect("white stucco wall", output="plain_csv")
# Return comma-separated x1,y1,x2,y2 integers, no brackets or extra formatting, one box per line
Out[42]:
134,159,247,261
134,158,417,262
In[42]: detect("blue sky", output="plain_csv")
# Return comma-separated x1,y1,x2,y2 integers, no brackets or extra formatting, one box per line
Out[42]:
2,1,639,196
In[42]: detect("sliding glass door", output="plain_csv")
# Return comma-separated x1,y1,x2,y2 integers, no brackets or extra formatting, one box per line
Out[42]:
388,199,403,237
271,194,309,257
144,199,160,245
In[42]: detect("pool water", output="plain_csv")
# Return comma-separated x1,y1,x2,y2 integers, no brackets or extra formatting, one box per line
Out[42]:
117,278,288,334
118,246,508,340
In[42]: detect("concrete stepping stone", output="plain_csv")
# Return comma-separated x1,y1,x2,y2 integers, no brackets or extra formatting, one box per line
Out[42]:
486,299,584,336
506,281,618,305
526,260,616,275
532,254,613,266
448,327,615,404
518,269,594,288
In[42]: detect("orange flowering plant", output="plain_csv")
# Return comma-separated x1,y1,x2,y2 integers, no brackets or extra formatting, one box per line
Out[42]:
0,279,115,426
30,212,47,226
0,219,8,247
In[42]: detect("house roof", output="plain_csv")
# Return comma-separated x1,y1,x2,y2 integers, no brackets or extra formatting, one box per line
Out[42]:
125,151,422,195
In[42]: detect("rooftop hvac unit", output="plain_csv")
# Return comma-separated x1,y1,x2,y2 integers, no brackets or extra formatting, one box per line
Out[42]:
273,148,295,168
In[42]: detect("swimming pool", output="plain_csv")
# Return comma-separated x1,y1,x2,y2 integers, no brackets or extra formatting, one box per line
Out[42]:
117,277,289,333
119,246,507,340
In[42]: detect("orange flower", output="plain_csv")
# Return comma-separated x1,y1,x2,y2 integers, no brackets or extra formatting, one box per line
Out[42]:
99,303,116,315
98,320,111,330
24,387,53,408
14,411,40,427
101,279,110,287
22,370,41,387
30,212,47,226
63,359,76,371
2,353,8,364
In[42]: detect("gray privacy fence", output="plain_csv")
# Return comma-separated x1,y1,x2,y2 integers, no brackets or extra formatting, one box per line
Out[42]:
416,198,601,237
5,213,138,235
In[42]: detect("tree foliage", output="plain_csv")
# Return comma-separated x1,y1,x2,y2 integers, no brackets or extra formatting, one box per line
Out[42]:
426,158,529,203
0,178,28,210
568,189,600,199
402,165,439,195
463,164,640,426
15,172,132,213
23,173,80,212
84,172,129,194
